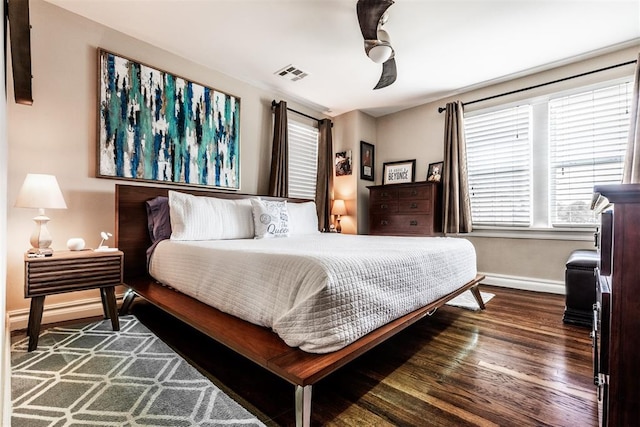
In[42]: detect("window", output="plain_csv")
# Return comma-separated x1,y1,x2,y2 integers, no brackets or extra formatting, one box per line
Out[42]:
287,118,319,199
465,78,632,230
466,106,532,226
549,84,631,226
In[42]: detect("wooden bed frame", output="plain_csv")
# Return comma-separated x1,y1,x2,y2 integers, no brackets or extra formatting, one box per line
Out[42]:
115,183,486,426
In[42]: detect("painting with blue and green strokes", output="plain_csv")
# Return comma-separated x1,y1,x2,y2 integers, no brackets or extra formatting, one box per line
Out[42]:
98,50,240,190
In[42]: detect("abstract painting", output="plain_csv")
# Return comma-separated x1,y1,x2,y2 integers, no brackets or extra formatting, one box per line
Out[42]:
97,49,240,190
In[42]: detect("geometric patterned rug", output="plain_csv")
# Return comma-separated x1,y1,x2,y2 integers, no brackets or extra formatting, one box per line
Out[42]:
11,315,265,427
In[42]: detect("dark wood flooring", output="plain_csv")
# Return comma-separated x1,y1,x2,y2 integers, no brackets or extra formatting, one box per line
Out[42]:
125,285,597,426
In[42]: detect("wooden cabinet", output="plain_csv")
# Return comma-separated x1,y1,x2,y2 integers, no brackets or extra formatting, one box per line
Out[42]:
592,184,640,426
24,250,123,351
368,182,441,236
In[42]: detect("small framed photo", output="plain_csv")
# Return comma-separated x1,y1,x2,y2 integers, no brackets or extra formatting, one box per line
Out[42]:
427,161,444,183
360,141,375,181
383,159,416,185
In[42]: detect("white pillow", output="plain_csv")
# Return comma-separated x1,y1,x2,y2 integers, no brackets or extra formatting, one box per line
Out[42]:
287,201,320,235
251,199,290,239
168,191,254,240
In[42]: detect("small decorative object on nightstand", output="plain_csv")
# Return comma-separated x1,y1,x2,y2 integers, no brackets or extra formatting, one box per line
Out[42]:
24,250,124,351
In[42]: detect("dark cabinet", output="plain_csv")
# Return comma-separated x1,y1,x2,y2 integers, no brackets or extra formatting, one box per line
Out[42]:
592,184,640,426
368,182,441,236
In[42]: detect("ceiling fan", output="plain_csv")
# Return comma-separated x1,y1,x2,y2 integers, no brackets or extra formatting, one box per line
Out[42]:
356,0,396,90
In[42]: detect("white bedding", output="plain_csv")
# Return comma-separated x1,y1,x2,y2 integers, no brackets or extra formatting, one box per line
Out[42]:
149,234,477,353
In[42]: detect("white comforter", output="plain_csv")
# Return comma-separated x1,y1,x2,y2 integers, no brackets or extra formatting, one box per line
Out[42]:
149,234,477,353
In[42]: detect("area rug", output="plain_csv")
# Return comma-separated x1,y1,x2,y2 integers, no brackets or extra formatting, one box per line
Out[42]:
11,315,265,427
446,290,495,311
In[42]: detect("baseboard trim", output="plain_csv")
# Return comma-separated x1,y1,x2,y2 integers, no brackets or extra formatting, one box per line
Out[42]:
8,293,125,331
479,272,565,295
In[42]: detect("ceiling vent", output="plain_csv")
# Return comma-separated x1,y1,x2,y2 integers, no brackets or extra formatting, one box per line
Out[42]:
275,64,309,82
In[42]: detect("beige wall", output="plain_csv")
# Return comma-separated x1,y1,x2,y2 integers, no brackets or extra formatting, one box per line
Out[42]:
332,110,376,234
6,1,323,318
372,44,640,286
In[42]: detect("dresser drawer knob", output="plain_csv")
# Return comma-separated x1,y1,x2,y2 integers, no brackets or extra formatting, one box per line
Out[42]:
411,190,418,196
381,192,388,198
380,204,388,209
380,220,389,226
410,220,418,226
410,203,418,209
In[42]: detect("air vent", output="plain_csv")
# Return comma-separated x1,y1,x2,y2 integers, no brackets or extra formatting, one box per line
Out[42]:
275,64,309,82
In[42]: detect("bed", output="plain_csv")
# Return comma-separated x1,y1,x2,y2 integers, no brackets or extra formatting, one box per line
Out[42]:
115,184,485,426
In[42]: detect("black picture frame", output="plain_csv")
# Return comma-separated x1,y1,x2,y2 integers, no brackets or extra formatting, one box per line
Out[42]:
382,159,416,185
427,161,444,183
360,141,375,181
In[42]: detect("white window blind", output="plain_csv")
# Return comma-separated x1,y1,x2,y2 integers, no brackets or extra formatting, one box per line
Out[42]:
549,82,631,226
288,119,319,199
465,105,532,226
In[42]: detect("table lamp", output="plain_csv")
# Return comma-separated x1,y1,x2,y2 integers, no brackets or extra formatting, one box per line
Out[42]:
331,199,347,233
15,173,67,255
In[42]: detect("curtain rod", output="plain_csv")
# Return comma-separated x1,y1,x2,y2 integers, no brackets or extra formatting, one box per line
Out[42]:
437,59,638,113
271,100,324,123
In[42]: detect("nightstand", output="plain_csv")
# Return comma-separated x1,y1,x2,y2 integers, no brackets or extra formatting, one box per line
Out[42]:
24,250,124,351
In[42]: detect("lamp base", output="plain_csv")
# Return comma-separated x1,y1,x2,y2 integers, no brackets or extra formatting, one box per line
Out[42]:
27,247,53,257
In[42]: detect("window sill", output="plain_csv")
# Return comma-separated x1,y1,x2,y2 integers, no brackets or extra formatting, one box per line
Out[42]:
466,226,597,241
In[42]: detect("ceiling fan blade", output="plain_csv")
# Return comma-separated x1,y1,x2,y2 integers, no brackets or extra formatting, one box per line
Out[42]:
374,57,397,90
356,0,394,41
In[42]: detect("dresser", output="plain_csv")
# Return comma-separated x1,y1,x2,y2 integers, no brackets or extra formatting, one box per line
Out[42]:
368,182,441,236
592,184,640,426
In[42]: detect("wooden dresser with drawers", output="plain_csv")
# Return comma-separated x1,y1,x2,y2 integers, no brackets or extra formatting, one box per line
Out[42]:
368,182,441,236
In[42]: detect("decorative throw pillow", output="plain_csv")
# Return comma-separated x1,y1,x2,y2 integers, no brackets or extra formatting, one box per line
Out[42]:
169,191,254,240
145,196,172,243
287,201,320,235
251,199,290,238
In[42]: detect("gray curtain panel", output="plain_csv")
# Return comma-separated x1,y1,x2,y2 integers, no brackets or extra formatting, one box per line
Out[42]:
269,100,289,197
443,101,473,234
623,54,640,184
316,118,334,231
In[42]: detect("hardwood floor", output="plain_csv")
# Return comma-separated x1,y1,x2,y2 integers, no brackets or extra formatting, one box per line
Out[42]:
128,285,598,427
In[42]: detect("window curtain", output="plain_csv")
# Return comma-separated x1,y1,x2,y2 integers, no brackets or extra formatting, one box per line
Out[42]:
315,118,334,231
623,54,640,184
443,101,472,234
268,100,288,197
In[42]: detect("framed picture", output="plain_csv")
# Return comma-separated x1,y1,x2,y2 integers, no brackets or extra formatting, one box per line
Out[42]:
360,141,375,181
97,49,241,190
427,161,444,183
335,150,352,176
383,159,416,185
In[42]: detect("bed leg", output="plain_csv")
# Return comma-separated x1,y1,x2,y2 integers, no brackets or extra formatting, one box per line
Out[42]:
470,285,486,310
295,384,312,427
119,288,138,315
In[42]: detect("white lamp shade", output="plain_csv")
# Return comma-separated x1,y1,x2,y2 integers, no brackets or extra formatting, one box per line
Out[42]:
331,199,347,216
15,174,67,209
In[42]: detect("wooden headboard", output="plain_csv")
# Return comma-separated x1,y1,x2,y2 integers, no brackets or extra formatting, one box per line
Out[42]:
115,184,304,281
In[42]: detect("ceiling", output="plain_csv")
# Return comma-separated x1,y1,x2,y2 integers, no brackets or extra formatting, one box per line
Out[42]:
45,0,640,117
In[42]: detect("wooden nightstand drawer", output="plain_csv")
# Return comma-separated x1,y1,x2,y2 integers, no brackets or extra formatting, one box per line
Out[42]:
26,255,122,297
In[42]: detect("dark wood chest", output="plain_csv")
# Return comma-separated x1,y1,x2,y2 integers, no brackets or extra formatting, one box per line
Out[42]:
368,182,441,236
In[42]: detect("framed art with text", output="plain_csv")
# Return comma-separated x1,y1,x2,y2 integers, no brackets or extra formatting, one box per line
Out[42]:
97,49,241,190
360,141,374,181
383,159,416,185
